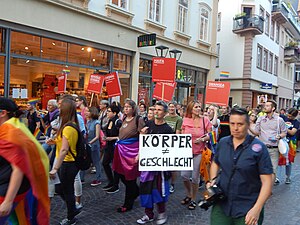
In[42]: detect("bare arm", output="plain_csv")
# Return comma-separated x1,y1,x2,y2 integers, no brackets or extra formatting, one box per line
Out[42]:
245,174,272,225
211,107,219,128
206,161,220,188
88,124,100,144
49,136,69,179
0,165,24,216
287,127,297,136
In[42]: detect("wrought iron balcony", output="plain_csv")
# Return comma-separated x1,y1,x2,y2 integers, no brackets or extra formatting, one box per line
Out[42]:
284,46,299,63
233,15,264,35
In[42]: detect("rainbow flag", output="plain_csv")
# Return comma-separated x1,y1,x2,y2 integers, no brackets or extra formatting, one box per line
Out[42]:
33,128,43,140
44,125,51,137
27,98,41,105
220,71,230,78
0,118,50,225
208,131,217,145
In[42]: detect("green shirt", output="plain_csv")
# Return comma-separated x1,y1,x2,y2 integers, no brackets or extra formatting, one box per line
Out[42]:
164,115,183,133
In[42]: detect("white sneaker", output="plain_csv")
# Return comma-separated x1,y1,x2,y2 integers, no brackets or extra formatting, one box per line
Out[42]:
137,215,154,224
156,213,167,225
75,202,83,210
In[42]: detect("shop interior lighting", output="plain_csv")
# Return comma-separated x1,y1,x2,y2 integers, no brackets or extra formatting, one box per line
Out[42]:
155,45,169,58
41,49,43,53
92,58,96,62
169,48,182,62
24,46,29,50
25,60,30,63
81,47,85,51
52,42,56,46
87,47,92,52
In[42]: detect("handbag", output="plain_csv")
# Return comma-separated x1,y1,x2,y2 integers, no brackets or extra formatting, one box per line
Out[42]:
277,117,289,156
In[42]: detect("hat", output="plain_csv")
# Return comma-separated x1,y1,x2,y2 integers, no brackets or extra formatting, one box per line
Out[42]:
0,97,18,112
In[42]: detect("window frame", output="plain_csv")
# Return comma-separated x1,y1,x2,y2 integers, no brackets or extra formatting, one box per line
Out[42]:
257,45,263,69
199,4,211,43
268,52,273,74
265,12,270,36
274,56,278,76
276,24,280,43
177,0,189,33
216,43,220,68
148,0,163,24
270,19,275,40
217,12,221,32
111,0,129,10
263,49,268,71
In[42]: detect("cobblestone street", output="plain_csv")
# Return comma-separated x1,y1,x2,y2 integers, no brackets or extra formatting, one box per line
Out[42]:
51,156,300,225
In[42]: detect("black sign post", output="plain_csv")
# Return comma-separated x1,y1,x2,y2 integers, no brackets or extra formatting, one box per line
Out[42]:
137,33,156,47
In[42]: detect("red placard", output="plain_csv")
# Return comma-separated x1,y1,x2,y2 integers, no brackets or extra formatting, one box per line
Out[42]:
138,87,149,105
86,74,105,94
41,75,56,109
153,82,176,102
152,57,176,83
57,73,67,94
105,72,122,97
205,81,231,106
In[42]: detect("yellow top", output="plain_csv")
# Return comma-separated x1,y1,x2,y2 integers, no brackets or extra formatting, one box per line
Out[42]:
55,126,78,162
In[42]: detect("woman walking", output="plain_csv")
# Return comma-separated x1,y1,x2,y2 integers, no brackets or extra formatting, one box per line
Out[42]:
48,99,80,225
180,101,212,210
112,99,145,212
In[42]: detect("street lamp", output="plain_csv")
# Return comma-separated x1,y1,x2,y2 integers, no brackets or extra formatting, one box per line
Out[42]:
169,48,182,62
155,45,169,57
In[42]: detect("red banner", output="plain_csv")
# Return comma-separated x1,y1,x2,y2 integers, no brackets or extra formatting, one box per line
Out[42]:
152,57,176,83
86,74,105,94
205,81,231,106
138,87,149,105
41,75,56,109
105,72,122,97
57,73,67,94
153,82,176,102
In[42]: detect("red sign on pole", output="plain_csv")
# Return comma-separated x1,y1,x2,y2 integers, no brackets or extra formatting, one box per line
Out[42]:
57,73,67,94
87,74,105,94
153,82,176,102
42,75,56,109
105,72,122,97
152,57,176,83
205,81,231,106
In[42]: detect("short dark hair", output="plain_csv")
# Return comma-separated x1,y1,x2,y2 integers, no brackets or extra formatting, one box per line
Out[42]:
109,104,120,115
266,100,277,111
287,108,298,117
155,100,168,112
88,107,99,120
77,96,88,107
230,107,249,124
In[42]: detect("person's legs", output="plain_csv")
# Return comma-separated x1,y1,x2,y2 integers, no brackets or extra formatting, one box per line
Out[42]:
121,176,139,210
74,172,82,208
181,170,192,199
91,149,101,182
59,163,79,220
102,148,114,186
191,154,202,201
211,204,233,225
268,148,279,182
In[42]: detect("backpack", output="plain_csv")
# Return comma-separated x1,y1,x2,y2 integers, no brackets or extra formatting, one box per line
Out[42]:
64,122,92,171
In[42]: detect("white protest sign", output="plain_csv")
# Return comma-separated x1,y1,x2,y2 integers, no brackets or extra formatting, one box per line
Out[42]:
139,134,193,171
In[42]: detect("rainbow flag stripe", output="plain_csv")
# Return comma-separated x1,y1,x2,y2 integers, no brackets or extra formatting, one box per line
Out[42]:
0,118,50,225
33,128,43,139
220,121,230,126
208,131,217,145
220,71,230,78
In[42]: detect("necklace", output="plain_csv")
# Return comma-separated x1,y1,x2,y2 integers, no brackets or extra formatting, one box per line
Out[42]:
125,117,134,122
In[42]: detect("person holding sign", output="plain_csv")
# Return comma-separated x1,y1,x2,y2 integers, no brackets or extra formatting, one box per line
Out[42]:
112,99,145,213
181,101,212,210
137,101,173,225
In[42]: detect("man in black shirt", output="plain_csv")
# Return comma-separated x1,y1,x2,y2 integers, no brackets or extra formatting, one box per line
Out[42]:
137,101,173,225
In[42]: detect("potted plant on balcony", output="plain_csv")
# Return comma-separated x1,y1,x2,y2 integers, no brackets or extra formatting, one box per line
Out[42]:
234,12,246,20
285,41,299,49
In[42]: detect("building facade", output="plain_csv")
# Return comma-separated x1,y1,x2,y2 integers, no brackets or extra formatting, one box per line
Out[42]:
216,0,300,109
0,0,218,108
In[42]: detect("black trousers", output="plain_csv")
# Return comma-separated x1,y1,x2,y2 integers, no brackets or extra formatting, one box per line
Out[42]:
116,172,139,209
56,162,79,220
102,145,115,186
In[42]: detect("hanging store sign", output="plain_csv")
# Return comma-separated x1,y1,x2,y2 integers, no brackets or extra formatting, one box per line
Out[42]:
205,81,231,106
153,82,176,102
152,57,176,83
137,33,156,47
87,74,105,94
105,72,122,97
57,73,67,94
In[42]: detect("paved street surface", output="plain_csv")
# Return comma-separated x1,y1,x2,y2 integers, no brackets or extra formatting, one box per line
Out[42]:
51,155,300,225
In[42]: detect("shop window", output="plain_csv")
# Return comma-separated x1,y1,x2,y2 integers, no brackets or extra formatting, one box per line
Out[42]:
11,31,41,57
0,56,4,96
139,58,152,74
91,49,110,68
113,53,131,72
41,37,67,62
118,73,130,104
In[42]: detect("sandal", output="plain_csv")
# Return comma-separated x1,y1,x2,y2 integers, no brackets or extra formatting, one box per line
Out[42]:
188,200,197,210
181,196,191,205
117,206,132,213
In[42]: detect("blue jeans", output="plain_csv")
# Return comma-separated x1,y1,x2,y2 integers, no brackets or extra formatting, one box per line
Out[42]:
91,147,101,181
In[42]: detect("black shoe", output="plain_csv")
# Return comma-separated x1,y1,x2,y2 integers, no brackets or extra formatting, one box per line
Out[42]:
59,218,77,225
106,186,120,194
102,184,113,191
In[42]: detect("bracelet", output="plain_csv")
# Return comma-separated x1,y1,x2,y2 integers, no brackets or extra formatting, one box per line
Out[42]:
53,167,59,171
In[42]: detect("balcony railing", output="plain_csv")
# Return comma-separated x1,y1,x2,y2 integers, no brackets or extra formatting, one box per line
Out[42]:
233,14,264,35
284,46,299,63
